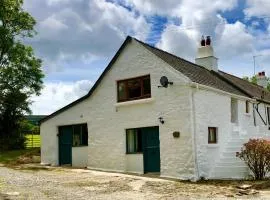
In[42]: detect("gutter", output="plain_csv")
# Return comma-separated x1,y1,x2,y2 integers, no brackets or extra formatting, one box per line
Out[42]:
189,82,255,102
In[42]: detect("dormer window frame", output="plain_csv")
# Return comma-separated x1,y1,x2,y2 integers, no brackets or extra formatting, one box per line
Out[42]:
117,75,151,103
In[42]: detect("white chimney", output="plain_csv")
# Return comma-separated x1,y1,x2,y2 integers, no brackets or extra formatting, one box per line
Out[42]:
195,36,218,71
257,71,268,88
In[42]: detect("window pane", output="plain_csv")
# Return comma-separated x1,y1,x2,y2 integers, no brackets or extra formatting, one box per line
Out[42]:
127,129,135,153
137,129,142,152
73,125,81,146
82,124,88,146
128,79,141,99
143,77,151,95
126,129,143,153
118,82,126,101
208,127,217,144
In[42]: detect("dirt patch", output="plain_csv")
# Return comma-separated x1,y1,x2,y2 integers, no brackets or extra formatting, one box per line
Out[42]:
66,177,133,194
0,165,270,199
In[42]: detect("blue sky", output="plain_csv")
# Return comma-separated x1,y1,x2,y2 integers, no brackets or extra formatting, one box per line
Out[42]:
23,0,270,114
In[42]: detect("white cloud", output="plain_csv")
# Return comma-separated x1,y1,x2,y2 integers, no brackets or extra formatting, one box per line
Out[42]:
244,0,270,17
156,24,198,61
216,21,254,58
154,0,239,62
30,80,92,114
24,0,150,73
125,0,237,18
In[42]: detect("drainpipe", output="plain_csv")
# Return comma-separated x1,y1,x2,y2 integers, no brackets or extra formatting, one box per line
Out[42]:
190,83,200,181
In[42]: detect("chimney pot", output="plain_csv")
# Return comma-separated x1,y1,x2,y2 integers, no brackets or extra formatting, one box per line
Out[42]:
206,36,211,45
257,71,268,88
201,36,205,46
195,35,218,71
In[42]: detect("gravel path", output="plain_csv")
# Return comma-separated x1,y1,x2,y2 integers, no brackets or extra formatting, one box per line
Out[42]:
0,165,270,200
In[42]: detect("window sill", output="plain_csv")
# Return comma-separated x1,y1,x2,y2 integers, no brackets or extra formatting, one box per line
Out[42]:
206,144,219,148
126,152,143,155
72,145,88,148
115,97,154,108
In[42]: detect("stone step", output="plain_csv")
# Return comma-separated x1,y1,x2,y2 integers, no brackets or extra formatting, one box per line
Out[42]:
222,151,238,158
226,140,246,146
225,146,242,152
215,161,246,167
219,157,240,163
214,166,248,174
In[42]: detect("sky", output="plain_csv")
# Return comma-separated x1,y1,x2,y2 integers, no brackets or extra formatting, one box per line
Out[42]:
23,0,270,115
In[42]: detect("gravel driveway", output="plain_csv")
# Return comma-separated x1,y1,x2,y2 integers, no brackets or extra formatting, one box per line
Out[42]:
0,165,270,200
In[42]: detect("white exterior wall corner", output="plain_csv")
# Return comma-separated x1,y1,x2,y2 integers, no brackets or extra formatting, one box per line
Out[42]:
193,86,270,179
193,89,231,178
40,39,196,179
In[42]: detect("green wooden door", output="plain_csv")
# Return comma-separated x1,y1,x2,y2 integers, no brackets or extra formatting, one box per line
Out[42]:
59,126,72,165
142,127,160,173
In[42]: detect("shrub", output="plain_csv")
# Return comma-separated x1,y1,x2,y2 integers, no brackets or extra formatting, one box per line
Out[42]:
236,138,270,180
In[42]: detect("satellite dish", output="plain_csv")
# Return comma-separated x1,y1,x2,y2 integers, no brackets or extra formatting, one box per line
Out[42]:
159,76,173,88
160,76,169,88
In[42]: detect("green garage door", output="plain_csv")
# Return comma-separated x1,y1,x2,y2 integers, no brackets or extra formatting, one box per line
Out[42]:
58,126,72,165
142,127,160,173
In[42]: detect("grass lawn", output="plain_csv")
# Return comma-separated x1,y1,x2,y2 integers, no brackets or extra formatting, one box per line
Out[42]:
0,148,40,165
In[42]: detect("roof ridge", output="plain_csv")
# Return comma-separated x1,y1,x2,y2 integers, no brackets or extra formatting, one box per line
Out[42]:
219,70,268,90
133,37,211,72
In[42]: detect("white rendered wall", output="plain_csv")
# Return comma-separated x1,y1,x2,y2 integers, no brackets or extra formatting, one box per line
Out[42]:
72,147,88,167
193,87,270,179
125,154,144,174
40,39,196,180
193,89,231,178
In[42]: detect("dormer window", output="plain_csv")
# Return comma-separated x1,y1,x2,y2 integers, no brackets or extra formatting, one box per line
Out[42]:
117,75,151,102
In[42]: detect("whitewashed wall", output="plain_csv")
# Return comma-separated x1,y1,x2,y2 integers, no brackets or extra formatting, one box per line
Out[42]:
193,89,231,178
72,147,88,167
40,39,197,180
193,87,270,178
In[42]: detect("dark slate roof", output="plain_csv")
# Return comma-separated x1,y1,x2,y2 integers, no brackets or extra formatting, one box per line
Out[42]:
136,39,247,97
218,71,270,103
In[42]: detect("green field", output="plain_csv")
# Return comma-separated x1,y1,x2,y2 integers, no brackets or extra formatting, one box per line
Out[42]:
25,134,41,148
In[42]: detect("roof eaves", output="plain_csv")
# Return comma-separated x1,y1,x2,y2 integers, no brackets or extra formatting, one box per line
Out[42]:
212,70,253,98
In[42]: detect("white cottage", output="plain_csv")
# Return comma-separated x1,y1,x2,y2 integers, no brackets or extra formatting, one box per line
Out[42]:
40,36,270,180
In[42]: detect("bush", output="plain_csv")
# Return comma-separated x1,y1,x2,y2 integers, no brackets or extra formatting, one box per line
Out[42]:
236,139,270,180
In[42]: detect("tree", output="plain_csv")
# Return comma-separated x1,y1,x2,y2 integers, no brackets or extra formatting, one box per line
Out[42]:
236,139,270,180
0,0,44,150
243,75,270,91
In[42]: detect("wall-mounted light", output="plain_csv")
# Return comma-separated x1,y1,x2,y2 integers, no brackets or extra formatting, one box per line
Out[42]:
159,117,165,124
173,131,180,138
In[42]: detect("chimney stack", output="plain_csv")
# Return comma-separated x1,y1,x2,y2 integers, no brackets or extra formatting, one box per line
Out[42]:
195,36,218,71
257,71,268,88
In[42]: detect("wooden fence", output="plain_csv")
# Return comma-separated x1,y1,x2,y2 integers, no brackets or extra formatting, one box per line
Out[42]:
25,134,41,148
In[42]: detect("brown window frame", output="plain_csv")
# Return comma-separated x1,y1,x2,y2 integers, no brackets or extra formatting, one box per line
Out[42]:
245,101,250,113
117,75,151,102
208,127,218,144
